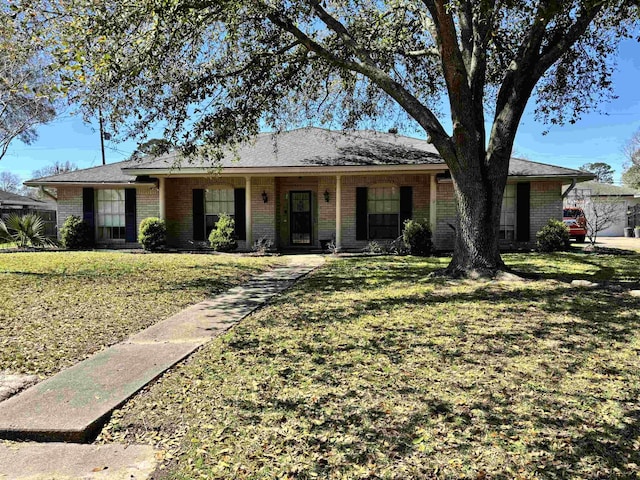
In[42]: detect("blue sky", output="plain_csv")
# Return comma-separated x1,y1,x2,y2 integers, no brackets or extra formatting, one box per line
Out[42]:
2,38,639,185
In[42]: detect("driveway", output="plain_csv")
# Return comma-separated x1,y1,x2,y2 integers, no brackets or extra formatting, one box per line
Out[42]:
592,236,640,252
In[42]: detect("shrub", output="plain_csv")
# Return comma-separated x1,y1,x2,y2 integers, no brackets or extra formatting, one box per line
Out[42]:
536,219,570,252
60,215,94,250
364,240,386,254
208,213,238,252
252,236,273,255
0,213,52,248
402,219,433,256
138,217,167,251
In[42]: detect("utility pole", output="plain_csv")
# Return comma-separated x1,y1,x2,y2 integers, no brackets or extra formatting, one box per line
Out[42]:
98,107,106,165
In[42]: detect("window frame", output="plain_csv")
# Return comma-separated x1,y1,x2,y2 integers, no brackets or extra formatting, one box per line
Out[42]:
204,187,235,237
367,185,400,240
499,184,517,240
95,188,126,241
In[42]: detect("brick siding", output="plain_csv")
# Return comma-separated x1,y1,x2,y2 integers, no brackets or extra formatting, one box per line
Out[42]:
165,176,246,249
433,180,563,251
55,177,563,252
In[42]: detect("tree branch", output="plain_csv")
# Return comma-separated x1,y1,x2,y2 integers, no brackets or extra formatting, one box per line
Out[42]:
264,4,454,157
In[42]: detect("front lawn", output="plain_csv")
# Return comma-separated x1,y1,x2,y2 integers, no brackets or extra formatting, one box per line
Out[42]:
100,252,640,479
0,252,280,376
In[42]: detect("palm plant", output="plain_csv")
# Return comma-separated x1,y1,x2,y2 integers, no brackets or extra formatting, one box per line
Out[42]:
0,213,52,248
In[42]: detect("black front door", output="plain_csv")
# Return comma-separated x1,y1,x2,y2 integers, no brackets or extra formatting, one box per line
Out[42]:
290,191,312,245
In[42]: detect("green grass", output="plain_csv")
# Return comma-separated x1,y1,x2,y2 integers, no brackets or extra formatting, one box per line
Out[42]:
0,251,280,376
98,252,640,479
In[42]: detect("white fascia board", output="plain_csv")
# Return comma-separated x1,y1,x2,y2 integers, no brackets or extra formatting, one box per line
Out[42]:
122,164,446,177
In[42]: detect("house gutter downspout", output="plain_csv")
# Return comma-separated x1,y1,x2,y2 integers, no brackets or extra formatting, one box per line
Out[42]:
562,178,577,199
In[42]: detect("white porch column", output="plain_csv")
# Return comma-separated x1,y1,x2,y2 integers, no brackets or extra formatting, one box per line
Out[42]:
429,174,437,233
335,175,342,249
158,177,166,220
245,176,252,247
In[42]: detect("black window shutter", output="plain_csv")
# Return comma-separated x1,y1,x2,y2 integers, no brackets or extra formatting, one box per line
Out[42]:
234,188,246,240
516,182,530,242
82,187,94,228
356,187,368,240
193,189,205,241
124,188,137,242
400,186,413,228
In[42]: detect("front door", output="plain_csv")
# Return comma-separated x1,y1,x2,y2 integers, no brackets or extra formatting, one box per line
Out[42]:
290,191,312,245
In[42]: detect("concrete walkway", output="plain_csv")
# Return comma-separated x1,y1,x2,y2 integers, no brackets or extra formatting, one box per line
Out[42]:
0,255,324,477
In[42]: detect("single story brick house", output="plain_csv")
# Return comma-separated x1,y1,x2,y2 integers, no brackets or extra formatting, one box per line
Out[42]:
25,128,593,251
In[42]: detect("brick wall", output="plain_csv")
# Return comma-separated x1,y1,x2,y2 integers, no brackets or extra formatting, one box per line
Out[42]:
530,180,563,238
56,185,159,246
56,177,563,252
433,180,564,251
165,176,247,249
136,186,160,235
251,177,276,248
339,174,432,250
317,176,336,245
56,187,84,238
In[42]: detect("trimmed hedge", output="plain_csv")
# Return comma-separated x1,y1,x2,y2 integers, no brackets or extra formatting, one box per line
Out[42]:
138,217,167,251
60,216,94,250
536,219,570,252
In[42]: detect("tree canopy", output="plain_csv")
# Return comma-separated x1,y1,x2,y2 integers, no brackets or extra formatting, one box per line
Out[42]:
20,0,639,276
580,162,615,184
0,5,57,160
622,128,640,189
128,139,173,162
0,171,21,193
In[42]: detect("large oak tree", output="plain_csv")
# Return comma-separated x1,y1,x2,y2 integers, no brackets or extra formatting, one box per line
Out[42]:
24,0,638,276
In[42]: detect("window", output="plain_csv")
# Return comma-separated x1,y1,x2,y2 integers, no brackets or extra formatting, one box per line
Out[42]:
368,186,400,239
205,188,235,236
96,189,125,240
500,184,516,240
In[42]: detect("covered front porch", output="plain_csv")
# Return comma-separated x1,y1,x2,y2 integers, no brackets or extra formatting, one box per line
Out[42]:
156,171,443,251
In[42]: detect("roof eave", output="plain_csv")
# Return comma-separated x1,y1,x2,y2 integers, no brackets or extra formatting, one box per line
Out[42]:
23,181,146,188
121,164,452,177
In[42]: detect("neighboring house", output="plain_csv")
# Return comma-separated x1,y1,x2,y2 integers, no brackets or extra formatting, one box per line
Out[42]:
0,190,57,236
25,128,593,251
563,181,640,237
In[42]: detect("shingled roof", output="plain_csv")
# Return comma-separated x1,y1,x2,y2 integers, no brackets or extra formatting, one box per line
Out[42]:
25,127,592,184
572,180,640,196
25,160,138,185
0,190,55,208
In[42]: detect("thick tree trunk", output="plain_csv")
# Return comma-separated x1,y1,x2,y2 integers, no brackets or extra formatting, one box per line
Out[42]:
444,156,510,278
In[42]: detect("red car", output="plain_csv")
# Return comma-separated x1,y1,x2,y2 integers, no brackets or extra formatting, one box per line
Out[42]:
563,207,587,243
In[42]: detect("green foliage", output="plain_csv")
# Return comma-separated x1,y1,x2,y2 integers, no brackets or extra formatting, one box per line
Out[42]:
208,214,237,252
0,6,57,160
579,162,615,184
138,217,166,251
622,164,640,189
402,219,433,256
0,213,51,248
364,240,386,254
0,251,279,375
60,215,94,250
128,138,172,161
536,219,571,252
